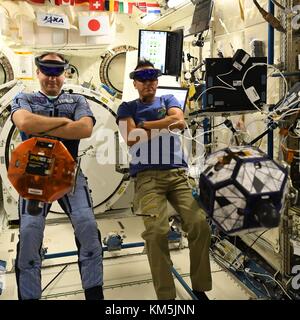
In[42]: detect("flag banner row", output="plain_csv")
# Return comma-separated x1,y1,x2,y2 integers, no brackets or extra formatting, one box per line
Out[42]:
26,0,161,14
27,1,89,5
89,0,160,13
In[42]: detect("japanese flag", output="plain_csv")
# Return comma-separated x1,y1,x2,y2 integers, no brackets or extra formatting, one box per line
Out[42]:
78,15,109,36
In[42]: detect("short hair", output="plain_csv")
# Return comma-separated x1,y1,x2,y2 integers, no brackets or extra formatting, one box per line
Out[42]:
134,59,154,70
37,52,66,63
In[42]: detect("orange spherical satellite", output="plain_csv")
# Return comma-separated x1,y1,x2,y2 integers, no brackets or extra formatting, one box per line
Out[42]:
8,137,76,204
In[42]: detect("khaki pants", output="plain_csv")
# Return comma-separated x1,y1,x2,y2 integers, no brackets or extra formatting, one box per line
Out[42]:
134,168,212,300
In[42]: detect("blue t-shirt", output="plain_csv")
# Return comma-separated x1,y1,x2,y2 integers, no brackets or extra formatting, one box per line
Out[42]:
117,94,188,176
11,91,96,160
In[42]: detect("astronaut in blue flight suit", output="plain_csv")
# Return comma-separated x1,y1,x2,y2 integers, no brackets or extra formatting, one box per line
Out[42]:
11,52,104,300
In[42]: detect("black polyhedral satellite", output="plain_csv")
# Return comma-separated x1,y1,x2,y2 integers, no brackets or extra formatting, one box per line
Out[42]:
198,146,288,235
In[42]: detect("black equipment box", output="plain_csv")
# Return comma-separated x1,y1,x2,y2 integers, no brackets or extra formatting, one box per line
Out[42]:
204,57,267,113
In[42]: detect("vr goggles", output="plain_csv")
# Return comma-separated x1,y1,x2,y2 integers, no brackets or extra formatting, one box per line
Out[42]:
35,56,69,77
129,69,162,82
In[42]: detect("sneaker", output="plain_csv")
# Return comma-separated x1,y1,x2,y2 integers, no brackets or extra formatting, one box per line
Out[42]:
192,290,209,300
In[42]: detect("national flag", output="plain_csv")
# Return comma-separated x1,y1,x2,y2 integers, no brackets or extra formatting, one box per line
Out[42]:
78,15,109,36
128,2,137,14
114,1,119,12
118,1,124,13
123,0,128,13
89,0,105,10
104,0,109,10
109,0,114,11
137,2,146,12
146,2,160,14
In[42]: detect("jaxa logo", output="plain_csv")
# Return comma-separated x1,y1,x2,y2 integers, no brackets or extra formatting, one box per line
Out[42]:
291,265,300,290
43,15,64,25
37,12,70,29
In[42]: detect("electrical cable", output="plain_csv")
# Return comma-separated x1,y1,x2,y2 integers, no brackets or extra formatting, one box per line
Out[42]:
42,264,69,293
262,282,271,298
270,98,300,119
270,0,285,11
243,271,272,299
166,120,236,190
245,116,268,133
165,120,205,190
210,240,275,299
216,69,236,90
212,120,227,129
241,62,288,116
242,230,270,267
280,135,300,160
195,85,237,104
278,104,300,119
211,232,292,299
168,119,247,167
194,62,287,118
238,229,294,299
287,124,300,139
253,0,286,33
245,269,293,300
246,230,270,251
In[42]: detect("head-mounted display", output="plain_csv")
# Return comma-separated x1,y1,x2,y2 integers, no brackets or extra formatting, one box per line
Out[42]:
35,56,69,77
129,69,162,82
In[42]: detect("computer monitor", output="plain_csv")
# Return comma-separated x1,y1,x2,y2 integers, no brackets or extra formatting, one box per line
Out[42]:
156,86,189,112
204,57,267,113
188,0,214,36
138,29,183,77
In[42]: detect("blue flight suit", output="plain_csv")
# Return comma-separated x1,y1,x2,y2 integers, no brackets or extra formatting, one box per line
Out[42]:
11,91,103,300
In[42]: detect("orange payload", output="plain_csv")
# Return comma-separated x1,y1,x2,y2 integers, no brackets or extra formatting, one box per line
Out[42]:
8,137,76,203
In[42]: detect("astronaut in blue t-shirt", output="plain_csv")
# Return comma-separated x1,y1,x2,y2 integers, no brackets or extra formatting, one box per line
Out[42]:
11,52,103,300
117,60,212,300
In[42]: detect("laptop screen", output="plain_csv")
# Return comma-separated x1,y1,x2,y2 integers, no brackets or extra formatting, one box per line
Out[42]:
138,29,184,77
138,30,167,73
156,86,189,112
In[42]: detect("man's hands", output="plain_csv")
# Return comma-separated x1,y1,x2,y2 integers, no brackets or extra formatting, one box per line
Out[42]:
140,108,185,131
37,118,73,136
12,109,72,135
13,110,93,140
38,117,94,139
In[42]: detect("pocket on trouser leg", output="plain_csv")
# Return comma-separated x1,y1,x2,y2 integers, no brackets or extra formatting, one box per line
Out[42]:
133,176,158,217
181,171,197,189
134,192,159,217
139,193,159,217
135,176,153,192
